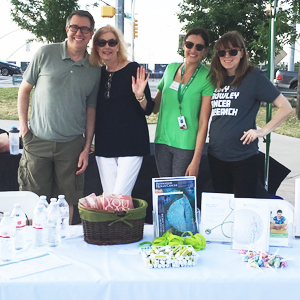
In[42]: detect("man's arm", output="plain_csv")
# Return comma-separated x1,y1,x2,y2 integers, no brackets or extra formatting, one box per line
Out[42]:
76,107,96,175
18,80,34,137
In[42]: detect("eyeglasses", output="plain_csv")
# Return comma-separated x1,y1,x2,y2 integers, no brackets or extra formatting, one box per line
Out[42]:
217,49,240,57
96,39,118,47
104,72,114,99
185,41,205,52
67,25,91,34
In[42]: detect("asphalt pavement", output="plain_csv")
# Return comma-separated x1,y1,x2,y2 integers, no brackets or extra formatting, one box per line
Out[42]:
1,77,299,206
0,74,21,88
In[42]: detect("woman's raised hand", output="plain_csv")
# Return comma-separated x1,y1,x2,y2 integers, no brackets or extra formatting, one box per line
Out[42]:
132,66,150,97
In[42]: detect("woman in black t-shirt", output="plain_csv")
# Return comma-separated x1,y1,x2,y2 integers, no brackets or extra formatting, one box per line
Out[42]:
89,25,154,196
207,31,292,198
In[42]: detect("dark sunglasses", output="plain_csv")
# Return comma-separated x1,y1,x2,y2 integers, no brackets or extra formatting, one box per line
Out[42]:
217,49,240,57
67,25,91,34
96,39,118,47
185,41,205,52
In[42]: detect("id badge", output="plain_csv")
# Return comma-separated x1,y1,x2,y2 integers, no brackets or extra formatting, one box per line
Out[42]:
178,116,187,130
169,81,180,91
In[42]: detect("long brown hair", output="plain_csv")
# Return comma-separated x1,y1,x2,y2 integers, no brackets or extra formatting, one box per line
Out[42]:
209,31,251,89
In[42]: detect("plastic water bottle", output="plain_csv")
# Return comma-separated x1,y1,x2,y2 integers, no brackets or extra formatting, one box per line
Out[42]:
39,195,49,209
9,126,20,155
11,203,26,250
33,204,47,247
0,212,15,262
47,201,61,247
58,195,69,239
47,198,57,214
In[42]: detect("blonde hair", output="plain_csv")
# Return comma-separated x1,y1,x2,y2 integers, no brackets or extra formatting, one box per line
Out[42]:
89,25,128,66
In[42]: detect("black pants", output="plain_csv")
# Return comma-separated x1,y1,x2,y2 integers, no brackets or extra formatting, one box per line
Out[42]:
208,153,259,198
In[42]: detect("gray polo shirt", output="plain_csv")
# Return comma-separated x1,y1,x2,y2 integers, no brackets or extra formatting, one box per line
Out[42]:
24,41,101,142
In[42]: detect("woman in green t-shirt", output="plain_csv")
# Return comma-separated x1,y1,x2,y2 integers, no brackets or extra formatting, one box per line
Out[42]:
153,28,214,178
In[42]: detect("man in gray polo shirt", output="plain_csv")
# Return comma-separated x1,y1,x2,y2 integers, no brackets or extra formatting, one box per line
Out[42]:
17,10,101,223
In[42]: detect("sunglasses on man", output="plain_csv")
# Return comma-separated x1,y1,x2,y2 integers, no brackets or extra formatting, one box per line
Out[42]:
96,39,118,47
184,41,206,52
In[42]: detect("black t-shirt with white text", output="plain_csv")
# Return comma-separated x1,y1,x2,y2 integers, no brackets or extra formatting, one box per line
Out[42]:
208,68,280,162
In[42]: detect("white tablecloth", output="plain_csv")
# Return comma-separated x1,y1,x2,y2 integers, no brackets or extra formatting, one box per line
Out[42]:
0,225,299,300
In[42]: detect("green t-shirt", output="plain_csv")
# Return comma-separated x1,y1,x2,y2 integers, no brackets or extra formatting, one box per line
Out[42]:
154,62,214,150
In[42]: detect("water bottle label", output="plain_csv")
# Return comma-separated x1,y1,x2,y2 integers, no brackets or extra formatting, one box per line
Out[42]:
0,235,10,238
33,224,44,229
16,220,26,228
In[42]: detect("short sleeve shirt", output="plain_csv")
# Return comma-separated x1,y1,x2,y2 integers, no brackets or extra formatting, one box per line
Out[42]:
23,41,101,142
208,69,280,161
154,62,214,150
273,216,286,224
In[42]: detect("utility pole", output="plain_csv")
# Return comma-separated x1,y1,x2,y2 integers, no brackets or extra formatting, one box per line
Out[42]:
115,0,124,33
131,0,136,61
288,21,296,71
265,0,278,191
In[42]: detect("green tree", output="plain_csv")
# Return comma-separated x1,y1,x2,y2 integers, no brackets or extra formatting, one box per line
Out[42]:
177,0,298,65
10,0,79,43
283,0,300,119
295,62,299,72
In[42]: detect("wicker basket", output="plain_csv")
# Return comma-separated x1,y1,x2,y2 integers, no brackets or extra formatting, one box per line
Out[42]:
78,198,148,245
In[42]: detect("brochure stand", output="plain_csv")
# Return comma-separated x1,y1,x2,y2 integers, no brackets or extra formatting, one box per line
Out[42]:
232,198,270,253
152,176,197,238
200,192,235,243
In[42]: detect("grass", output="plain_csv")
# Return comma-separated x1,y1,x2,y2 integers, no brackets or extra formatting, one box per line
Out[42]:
256,107,300,138
0,88,31,120
0,88,19,120
1,87,299,139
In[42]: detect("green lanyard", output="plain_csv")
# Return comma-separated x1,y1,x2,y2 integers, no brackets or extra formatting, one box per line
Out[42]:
177,63,202,115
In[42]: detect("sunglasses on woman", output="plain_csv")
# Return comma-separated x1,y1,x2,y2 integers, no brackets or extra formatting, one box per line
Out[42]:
96,39,118,47
185,41,205,52
217,49,240,57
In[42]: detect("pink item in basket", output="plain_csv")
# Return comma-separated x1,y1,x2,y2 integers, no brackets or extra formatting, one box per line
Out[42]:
95,195,103,209
101,194,134,211
85,193,99,209
79,197,89,207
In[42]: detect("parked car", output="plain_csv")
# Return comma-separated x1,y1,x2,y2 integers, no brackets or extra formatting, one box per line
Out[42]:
274,70,298,90
0,60,22,76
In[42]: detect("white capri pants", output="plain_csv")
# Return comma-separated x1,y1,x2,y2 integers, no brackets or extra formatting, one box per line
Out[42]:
95,156,143,196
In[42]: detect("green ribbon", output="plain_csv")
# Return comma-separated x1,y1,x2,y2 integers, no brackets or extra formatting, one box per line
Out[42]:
140,231,206,251
108,216,133,227
181,231,206,251
139,241,152,248
177,62,202,115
